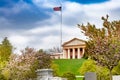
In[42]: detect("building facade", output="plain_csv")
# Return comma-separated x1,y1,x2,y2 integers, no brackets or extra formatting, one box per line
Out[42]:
51,38,86,59
62,38,85,59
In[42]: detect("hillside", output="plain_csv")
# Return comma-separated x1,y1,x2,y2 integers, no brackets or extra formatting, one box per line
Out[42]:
53,58,86,76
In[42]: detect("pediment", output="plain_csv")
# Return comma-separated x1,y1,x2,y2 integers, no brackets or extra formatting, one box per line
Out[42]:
62,38,85,47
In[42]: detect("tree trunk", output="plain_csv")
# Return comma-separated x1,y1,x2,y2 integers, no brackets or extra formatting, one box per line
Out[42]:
109,70,112,80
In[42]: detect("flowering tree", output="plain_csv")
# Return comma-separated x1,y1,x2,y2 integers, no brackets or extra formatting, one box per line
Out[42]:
78,15,120,80
2,47,52,80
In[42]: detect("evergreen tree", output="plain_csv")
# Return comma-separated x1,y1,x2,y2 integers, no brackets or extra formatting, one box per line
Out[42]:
0,37,12,61
0,37,13,79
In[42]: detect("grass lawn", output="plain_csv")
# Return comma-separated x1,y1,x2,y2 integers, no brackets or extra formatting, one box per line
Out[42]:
53,58,86,76
76,77,84,80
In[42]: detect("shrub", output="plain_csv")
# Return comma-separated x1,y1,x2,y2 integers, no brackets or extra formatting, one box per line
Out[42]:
79,59,110,80
51,62,59,76
62,72,76,80
0,71,5,80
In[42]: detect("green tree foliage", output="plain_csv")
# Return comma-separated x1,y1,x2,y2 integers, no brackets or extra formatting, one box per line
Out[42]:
51,62,60,76
2,47,52,80
78,15,120,80
79,59,97,74
0,37,13,79
79,59,109,80
0,70,5,80
62,72,76,80
35,50,52,69
112,62,120,75
0,74,5,80
0,37,13,67
0,37,12,61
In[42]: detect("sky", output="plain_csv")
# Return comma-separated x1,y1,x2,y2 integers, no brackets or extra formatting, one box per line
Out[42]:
0,0,120,54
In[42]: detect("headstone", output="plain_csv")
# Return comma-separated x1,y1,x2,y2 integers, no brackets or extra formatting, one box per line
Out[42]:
48,77,67,80
36,69,67,80
36,69,53,80
85,72,97,80
113,75,120,80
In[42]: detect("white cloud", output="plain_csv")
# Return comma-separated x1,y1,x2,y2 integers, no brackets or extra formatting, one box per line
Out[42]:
62,0,120,27
32,0,61,8
0,0,120,54
9,35,29,45
0,1,30,15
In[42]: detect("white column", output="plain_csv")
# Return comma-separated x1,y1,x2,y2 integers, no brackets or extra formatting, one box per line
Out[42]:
68,49,70,59
73,48,75,59
82,48,85,57
78,48,80,59
63,49,66,59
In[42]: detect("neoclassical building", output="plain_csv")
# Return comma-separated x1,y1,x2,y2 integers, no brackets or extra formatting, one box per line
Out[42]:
51,38,86,59
62,38,86,59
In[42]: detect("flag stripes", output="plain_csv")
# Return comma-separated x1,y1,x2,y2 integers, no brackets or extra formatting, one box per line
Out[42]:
53,7,61,11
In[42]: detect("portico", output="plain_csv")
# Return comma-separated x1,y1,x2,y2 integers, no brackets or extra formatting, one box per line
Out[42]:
62,38,85,59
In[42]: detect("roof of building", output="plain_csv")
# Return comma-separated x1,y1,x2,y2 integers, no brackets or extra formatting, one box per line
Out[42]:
62,38,86,47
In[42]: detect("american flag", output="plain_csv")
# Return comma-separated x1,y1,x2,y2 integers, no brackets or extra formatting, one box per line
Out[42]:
53,7,61,11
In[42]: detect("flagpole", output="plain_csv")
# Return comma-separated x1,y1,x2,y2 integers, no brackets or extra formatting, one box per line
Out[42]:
58,0,62,48
60,5,62,47
54,0,63,50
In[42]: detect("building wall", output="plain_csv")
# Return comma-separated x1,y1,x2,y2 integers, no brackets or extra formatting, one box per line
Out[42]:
51,38,86,59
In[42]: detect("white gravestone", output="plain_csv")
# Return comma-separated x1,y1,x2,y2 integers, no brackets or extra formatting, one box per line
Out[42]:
36,69,67,80
85,72,97,80
36,69,53,80
113,75,120,80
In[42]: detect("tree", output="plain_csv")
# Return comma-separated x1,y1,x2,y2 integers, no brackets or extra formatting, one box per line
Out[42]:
78,15,120,80
79,59,109,80
2,48,38,80
112,62,120,75
35,50,52,69
51,63,59,76
2,47,52,80
0,37,13,78
47,47,62,54
0,37,13,61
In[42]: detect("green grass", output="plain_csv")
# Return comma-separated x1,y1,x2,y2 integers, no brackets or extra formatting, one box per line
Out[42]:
76,77,84,80
53,58,86,76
